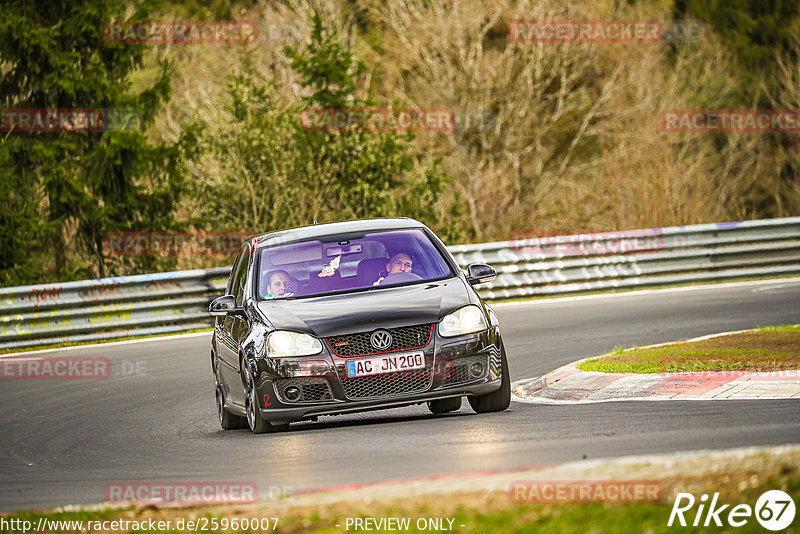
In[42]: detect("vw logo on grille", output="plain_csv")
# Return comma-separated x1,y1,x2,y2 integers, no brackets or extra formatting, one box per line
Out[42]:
370,329,393,350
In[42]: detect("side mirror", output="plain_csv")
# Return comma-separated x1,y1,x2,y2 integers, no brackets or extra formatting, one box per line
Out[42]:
209,295,239,316
467,263,496,285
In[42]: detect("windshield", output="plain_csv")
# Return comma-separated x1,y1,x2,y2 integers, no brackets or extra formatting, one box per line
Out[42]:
255,228,454,300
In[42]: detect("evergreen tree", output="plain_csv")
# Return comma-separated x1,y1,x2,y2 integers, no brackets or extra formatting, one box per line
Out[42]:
200,13,453,239
0,0,196,283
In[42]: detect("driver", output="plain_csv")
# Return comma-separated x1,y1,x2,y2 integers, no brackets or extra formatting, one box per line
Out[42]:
264,270,295,298
373,252,413,286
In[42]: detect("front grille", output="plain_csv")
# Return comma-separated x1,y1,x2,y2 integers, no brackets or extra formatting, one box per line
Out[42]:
340,368,433,399
274,377,334,403
326,324,433,357
441,354,490,385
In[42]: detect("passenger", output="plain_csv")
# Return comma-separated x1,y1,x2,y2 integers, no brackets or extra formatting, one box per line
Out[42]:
373,252,413,286
264,270,295,298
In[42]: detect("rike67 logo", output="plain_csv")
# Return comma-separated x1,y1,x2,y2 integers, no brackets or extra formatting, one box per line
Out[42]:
669,490,796,531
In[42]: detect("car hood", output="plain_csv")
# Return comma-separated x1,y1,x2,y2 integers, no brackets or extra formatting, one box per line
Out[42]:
255,279,469,338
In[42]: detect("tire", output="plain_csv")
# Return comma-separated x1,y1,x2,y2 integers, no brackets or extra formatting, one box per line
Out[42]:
213,351,247,430
428,396,462,414
242,358,283,434
468,344,511,414
216,387,247,430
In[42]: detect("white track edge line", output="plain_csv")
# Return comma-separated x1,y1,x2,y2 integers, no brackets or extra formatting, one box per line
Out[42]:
490,277,800,307
511,394,800,405
0,330,213,358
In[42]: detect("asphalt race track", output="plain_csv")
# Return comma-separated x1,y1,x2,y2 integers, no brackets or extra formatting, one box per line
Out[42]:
1,279,799,512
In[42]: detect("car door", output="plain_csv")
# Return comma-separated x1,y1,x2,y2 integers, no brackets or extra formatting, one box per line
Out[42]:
218,245,251,405
214,248,240,385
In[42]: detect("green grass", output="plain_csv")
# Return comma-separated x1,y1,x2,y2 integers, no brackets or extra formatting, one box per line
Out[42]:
758,324,800,333
578,325,800,374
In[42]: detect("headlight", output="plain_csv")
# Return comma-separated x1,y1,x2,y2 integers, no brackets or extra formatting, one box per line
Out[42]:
438,305,488,337
267,331,323,358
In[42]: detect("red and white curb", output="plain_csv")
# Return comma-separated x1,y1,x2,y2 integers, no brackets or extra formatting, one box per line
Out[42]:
513,330,800,404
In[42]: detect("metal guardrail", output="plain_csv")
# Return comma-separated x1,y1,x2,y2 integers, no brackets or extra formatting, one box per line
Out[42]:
1,218,798,350
450,217,800,299
0,269,229,351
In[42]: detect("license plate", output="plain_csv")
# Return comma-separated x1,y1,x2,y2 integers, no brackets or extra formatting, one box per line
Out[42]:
345,352,425,378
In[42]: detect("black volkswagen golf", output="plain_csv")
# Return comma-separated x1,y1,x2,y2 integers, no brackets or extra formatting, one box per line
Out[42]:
209,218,510,433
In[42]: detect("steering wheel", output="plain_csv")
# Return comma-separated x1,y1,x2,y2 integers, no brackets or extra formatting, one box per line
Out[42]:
381,272,422,284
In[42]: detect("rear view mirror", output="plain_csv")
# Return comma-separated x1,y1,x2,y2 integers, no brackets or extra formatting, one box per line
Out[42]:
209,295,238,316
467,263,496,285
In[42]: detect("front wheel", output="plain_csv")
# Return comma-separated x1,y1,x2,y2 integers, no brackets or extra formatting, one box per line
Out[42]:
468,344,511,414
242,359,287,434
216,387,247,430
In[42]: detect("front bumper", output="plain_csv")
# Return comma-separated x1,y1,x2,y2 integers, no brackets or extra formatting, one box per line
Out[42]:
251,326,504,422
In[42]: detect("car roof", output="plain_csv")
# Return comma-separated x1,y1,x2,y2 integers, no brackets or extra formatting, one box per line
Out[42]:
252,218,429,249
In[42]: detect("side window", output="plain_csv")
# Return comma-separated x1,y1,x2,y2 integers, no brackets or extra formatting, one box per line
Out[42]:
227,250,244,295
232,246,251,306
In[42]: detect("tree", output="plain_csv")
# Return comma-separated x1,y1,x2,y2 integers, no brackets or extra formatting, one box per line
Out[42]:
0,129,47,285
673,0,800,83
0,0,196,283
197,11,455,240
672,0,800,218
